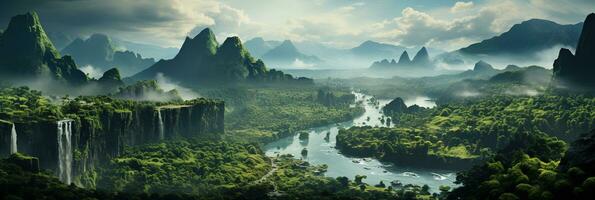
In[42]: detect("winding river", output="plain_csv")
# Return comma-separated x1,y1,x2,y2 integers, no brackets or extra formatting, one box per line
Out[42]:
264,92,456,192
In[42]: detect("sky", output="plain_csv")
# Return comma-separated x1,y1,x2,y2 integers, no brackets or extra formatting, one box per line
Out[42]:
0,0,593,51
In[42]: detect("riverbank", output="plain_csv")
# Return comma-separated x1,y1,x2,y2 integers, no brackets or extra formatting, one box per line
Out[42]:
263,92,458,193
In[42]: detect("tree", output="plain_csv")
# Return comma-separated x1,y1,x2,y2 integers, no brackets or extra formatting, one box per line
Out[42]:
355,175,367,185
336,176,349,188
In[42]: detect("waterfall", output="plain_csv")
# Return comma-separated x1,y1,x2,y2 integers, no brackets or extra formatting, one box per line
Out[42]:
10,123,17,154
157,109,164,140
57,120,73,185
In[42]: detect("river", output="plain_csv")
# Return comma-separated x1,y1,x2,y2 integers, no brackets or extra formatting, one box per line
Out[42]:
264,92,457,192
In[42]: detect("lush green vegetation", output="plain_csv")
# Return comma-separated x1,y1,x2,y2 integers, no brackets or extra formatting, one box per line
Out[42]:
200,86,363,143
98,139,269,195
338,94,594,169
114,80,182,102
448,130,595,200
0,86,61,122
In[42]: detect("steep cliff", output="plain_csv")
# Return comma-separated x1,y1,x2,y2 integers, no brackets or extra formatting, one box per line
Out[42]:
0,93,224,187
553,13,595,90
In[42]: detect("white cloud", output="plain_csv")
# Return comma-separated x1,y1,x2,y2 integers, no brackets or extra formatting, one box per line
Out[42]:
291,58,315,69
370,0,541,51
451,1,474,13
4,0,592,51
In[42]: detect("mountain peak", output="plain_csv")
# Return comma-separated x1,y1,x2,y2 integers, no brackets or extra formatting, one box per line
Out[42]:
222,36,243,47
269,40,299,54
411,47,430,64
361,40,378,45
1,11,60,59
473,60,494,71
87,34,111,44
176,28,218,59
219,36,252,62
8,12,41,28
279,40,297,48
398,51,411,64
575,13,595,59
196,28,215,40
459,17,582,55
553,13,595,88
250,37,265,43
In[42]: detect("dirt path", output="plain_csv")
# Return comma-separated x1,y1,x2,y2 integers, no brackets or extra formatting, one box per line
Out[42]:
251,157,278,186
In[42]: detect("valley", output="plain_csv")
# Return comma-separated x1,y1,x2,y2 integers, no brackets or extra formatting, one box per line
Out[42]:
1,2,595,200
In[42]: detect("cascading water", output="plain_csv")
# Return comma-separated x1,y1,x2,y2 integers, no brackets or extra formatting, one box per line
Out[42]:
10,123,17,154
57,120,73,185
157,109,164,140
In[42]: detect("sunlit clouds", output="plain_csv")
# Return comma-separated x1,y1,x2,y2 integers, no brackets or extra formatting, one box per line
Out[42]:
0,0,592,51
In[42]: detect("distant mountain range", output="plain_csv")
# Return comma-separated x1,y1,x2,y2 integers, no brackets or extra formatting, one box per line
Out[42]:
261,40,322,68
111,38,179,60
243,37,281,58
438,18,584,67
370,47,433,70
131,28,312,86
350,40,407,60
0,12,123,93
62,34,155,76
245,38,430,69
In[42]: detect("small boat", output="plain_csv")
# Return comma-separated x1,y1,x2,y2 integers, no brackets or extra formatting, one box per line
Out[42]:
363,167,371,170
352,160,360,163
401,172,419,178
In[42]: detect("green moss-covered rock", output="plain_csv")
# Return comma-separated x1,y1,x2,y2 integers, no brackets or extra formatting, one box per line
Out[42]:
6,152,40,172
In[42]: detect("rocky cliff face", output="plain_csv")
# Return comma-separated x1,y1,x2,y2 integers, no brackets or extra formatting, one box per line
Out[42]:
553,13,595,90
132,28,312,86
0,99,224,187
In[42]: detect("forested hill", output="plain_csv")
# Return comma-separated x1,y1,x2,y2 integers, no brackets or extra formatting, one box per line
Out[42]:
131,28,312,86
0,12,125,94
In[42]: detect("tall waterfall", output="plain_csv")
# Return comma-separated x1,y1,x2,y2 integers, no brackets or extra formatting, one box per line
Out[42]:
57,120,73,185
10,123,17,154
157,109,164,140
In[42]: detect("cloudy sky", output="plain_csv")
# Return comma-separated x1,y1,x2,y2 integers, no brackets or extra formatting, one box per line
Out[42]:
0,0,593,51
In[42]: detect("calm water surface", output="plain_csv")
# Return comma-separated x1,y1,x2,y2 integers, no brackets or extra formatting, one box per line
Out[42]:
264,92,457,192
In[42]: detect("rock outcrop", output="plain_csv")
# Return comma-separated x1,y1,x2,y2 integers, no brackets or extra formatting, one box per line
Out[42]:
411,47,431,66
553,13,595,89
132,28,312,86
370,47,434,70
397,51,411,65
6,153,40,172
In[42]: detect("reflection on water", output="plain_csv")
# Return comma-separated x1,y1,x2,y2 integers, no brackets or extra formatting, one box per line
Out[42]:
264,92,456,193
